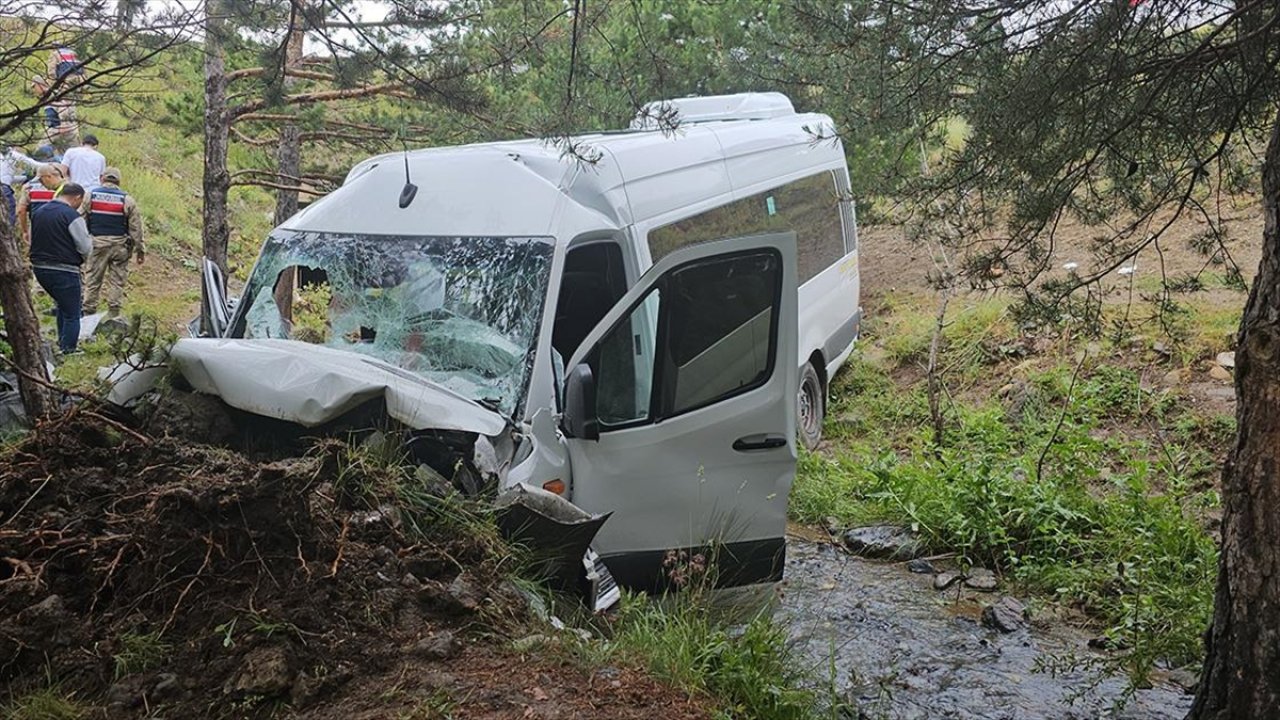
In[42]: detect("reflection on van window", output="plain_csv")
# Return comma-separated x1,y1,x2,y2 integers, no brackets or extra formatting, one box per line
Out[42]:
665,251,778,413
588,250,781,427
648,170,847,283
596,289,660,426
232,231,554,417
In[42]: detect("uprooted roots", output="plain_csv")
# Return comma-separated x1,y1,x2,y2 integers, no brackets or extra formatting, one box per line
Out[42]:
0,408,525,716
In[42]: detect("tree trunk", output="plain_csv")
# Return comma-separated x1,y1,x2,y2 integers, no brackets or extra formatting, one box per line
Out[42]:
273,18,305,227
115,0,142,29
201,0,231,335
274,123,302,225
1187,111,1280,719
0,213,51,420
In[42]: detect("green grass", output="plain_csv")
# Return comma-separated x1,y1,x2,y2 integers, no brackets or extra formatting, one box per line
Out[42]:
112,631,170,679
798,348,1223,679
590,592,834,720
2,686,86,720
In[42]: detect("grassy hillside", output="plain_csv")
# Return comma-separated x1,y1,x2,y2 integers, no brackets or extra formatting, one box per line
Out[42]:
66,56,277,330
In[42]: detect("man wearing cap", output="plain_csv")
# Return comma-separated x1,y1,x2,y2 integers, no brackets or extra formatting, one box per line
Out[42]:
62,134,105,188
15,163,65,247
30,183,92,354
82,167,144,320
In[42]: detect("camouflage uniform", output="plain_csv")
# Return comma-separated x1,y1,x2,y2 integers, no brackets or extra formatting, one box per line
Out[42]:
82,169,143,318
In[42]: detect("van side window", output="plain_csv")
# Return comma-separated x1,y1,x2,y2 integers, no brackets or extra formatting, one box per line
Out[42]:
648,171,846,283
589,249,781,428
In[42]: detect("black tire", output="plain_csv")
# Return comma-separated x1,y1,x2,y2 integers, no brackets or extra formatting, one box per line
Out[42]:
798,362,824,450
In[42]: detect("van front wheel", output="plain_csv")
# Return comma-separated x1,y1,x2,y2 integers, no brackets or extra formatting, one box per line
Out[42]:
798,363,824,451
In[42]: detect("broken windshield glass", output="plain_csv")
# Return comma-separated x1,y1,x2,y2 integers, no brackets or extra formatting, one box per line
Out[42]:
229,230,555,418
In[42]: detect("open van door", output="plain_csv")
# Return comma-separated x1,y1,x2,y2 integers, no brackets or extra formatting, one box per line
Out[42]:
561,232,798,591
198,258,232,338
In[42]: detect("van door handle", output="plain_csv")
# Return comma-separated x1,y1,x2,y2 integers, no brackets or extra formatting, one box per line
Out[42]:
733,434,788,452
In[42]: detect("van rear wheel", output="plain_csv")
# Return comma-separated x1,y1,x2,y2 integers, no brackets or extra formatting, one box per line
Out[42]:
798,363,824,451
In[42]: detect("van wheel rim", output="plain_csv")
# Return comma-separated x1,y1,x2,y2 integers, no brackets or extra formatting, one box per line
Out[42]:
799,378,820,437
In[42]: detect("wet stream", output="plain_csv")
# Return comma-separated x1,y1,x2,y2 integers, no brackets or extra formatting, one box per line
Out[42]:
776,540,1192,719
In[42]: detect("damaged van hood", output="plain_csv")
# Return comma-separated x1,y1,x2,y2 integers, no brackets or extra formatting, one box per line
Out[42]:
170,338,508,436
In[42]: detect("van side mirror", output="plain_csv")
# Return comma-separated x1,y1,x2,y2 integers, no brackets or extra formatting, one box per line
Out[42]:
562,364,599,440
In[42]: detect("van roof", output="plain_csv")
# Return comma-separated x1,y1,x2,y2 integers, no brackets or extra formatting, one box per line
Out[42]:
284,93,844,241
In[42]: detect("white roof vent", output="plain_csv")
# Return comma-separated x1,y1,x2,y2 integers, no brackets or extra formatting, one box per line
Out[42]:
630,92,795,130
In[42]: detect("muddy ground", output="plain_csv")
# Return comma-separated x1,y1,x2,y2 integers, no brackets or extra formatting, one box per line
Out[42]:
0,412,710,719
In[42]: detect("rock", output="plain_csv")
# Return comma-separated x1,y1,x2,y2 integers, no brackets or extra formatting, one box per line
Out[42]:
290,671,324,706
446,574,484,613
400,572,421,588
226,645,294,697
1088,635,1132,651
1152,341,1171,357
1168,667,1200,693
107,676,148,709
412,630,461,660
981,597,1026,633
824,516,842,535
418,573,484,615
842,525,924,560
372,545,396,566
933,572,962,590
1160,368,1186,386
1208,365,1232,382
512,634,549,652
151,673,181,702
964,568,999,591
413,463,454,498
1216,351,1236,369
907,558,936,574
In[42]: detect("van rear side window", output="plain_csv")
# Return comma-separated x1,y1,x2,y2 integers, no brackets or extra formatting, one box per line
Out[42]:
648,171,849,283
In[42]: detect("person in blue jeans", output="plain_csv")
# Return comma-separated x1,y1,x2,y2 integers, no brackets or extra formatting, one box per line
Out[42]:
30,183,91,353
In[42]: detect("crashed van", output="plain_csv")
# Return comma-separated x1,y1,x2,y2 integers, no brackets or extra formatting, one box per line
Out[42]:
175,92,861,598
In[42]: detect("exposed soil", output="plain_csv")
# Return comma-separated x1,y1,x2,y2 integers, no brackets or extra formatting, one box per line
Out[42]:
857,199,1263,418
0,411,711,719
858,198,1264,306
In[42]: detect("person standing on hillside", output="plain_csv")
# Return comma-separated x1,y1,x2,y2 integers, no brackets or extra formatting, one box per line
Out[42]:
1,144,36,225
15,163,65,247
82,167,143,320
30,183,92,354
32,77,79,153
61,135,105,188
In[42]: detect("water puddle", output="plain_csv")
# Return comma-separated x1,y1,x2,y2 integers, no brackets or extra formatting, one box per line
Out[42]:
777,540,1192,719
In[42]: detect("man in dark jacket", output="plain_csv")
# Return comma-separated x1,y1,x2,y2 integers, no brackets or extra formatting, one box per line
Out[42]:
30,183,92,353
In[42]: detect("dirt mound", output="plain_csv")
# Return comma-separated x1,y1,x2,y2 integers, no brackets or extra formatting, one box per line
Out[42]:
0,412,709,719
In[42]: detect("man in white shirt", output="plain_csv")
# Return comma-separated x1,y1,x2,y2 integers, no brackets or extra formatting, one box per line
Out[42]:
61,134,105,188
1,144,36,225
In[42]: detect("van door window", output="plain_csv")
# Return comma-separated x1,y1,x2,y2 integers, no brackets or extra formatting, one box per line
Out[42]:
595,289,660,426
588,249,782,427
663,252,778,414
648,171,846,283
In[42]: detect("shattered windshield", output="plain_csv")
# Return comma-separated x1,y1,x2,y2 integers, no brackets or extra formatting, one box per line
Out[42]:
230,230,554,418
